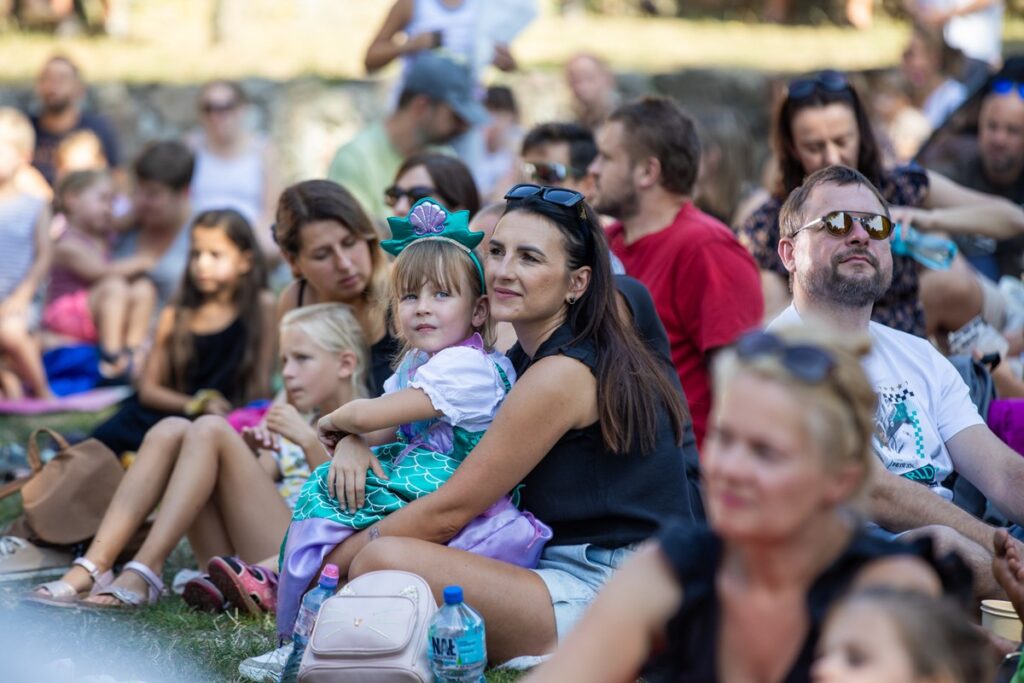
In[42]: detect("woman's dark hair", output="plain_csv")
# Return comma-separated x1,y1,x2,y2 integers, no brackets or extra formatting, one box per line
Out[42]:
273,179,389,305
168,209,267,404
395,152,481,218
503,197,689,454
773,72,884,197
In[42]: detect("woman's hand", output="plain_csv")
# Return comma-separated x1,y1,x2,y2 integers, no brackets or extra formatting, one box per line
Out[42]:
327,435,389,513
890,206,934,232
242,424,279,453
266,403,315,446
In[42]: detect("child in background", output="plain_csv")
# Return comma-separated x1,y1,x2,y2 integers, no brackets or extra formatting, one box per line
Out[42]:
90,208,276,455
43,170,157,380
278,198,549,637
812,587,995,683
0,107,53,399
25,302,368,610
54,130,108,179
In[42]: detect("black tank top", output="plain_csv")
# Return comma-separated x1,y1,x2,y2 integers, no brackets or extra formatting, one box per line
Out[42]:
182,316,248,404
647,522,961,683
508,321,698,549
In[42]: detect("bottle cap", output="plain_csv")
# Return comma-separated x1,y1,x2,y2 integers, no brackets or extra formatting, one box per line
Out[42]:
320,563,340,588
443,585,463,605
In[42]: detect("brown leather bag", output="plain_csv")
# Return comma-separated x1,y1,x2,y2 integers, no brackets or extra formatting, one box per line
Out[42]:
0,428,123,545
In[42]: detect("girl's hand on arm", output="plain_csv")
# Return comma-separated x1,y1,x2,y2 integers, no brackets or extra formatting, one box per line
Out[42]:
327,434,389,513
243,424,279,453
202,394,233,416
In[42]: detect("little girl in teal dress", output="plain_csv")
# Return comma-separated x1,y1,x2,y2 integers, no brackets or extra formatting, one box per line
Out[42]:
277,198,550,637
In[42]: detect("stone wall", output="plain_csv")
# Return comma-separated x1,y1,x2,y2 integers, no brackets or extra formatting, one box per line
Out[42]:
0,67,777,187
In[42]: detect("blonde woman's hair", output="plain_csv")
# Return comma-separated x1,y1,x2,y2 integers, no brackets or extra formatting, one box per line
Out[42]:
712,324,877,496
280,303,370,399
0,107,35,158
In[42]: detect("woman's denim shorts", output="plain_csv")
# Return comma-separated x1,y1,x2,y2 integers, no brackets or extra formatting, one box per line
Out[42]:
530,542,637,642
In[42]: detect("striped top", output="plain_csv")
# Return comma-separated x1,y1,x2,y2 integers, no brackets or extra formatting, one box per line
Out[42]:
0,193,45,300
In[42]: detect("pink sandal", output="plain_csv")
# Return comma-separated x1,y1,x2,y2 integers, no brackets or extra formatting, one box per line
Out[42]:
80,560,164,610
207,556,278,615
22,557,114,608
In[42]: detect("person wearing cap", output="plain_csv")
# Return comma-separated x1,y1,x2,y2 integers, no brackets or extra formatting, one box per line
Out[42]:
327,52,487,227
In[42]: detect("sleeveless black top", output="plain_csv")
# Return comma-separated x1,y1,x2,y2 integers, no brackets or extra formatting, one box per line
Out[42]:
507,320,699,549
646,522,952,683
182,316,248,404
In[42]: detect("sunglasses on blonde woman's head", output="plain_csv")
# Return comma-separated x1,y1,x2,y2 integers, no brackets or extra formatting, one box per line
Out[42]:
992,79,1024,100
792,210,893,241
735,331,836,383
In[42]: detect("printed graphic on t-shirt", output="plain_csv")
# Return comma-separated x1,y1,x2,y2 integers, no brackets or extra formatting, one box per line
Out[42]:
872,380,946,492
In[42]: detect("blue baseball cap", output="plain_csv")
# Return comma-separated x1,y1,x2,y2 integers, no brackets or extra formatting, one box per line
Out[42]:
403,52,488,126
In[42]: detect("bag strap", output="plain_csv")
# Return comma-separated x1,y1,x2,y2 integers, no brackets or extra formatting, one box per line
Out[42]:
26,428,70,474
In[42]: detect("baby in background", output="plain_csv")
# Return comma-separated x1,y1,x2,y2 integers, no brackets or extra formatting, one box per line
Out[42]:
43,169,157,380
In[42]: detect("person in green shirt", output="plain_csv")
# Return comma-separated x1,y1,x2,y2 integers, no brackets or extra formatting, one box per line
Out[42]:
327,53,486,227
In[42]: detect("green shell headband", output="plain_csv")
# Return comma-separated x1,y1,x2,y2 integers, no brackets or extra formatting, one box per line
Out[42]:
382,197,486,292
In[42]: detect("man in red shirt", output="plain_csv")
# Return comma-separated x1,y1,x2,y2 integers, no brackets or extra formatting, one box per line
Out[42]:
589,97,763,445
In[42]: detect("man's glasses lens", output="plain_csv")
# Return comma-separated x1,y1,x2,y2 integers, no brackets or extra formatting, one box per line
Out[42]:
525,162,567,184
819,211,892,240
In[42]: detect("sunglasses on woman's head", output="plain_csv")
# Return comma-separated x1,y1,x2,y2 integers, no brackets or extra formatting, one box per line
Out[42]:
792,210,893,241
735,331,836,383
384,185,438,207
786,70,851,101
992,79,1024,100
504,183,584,208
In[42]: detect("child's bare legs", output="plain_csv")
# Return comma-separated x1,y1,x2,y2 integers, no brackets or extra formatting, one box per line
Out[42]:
85,415,290,605
124,278,156,350
90,275,131,377
0,362,23,398
32,417,191,596
0,313,52,398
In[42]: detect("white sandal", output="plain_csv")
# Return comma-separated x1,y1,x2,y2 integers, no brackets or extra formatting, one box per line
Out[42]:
81,560,165,610
22,556,113,607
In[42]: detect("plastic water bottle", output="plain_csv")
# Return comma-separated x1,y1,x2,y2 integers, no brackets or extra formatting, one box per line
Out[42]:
280,564,340,683
891,222,957,270
428,585,487,683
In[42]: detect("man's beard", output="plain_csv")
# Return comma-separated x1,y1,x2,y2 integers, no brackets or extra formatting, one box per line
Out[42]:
799,247,891,308
593,183,639,221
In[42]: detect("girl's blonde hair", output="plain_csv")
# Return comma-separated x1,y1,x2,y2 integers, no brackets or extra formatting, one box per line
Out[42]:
389,239,492,358
712,324,878,495
281,303,370,399
0,107,35,158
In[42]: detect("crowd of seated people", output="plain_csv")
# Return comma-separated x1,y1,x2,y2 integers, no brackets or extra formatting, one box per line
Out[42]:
3,22,1024,681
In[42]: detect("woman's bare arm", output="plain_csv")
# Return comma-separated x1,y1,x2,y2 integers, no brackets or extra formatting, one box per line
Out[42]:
324,354,597,573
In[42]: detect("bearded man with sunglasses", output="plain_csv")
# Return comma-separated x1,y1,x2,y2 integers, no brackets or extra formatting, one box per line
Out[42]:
772,164,1024,598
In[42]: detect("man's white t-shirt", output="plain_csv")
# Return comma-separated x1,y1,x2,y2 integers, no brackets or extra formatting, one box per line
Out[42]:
770,305,984,499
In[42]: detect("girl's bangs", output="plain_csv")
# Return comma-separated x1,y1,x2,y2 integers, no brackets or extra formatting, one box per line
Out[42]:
391,240,476,297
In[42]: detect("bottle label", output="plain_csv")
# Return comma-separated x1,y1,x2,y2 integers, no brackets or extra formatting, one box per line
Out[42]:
429,628,485,670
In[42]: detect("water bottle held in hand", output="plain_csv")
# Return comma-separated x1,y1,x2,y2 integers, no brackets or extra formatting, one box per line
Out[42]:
428,585,487,683
891,222,957,271
280,564,340,683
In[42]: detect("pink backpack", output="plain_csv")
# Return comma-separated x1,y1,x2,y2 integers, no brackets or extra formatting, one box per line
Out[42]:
298,570,438,682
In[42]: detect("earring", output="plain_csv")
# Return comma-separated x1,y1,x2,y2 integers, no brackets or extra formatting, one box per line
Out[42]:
567,296,576,305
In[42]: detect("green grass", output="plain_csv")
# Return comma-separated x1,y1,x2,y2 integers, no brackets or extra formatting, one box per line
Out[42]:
1,0,1023,84
0,495,523,682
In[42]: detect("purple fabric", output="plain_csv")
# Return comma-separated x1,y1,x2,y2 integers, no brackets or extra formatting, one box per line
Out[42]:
988,399,1024,456
276,496,552,638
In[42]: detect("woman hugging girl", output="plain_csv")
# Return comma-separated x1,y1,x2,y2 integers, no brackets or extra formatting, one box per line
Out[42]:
277,198,550,637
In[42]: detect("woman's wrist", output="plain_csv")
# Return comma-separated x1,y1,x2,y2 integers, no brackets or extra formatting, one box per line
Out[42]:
184,389,224,416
